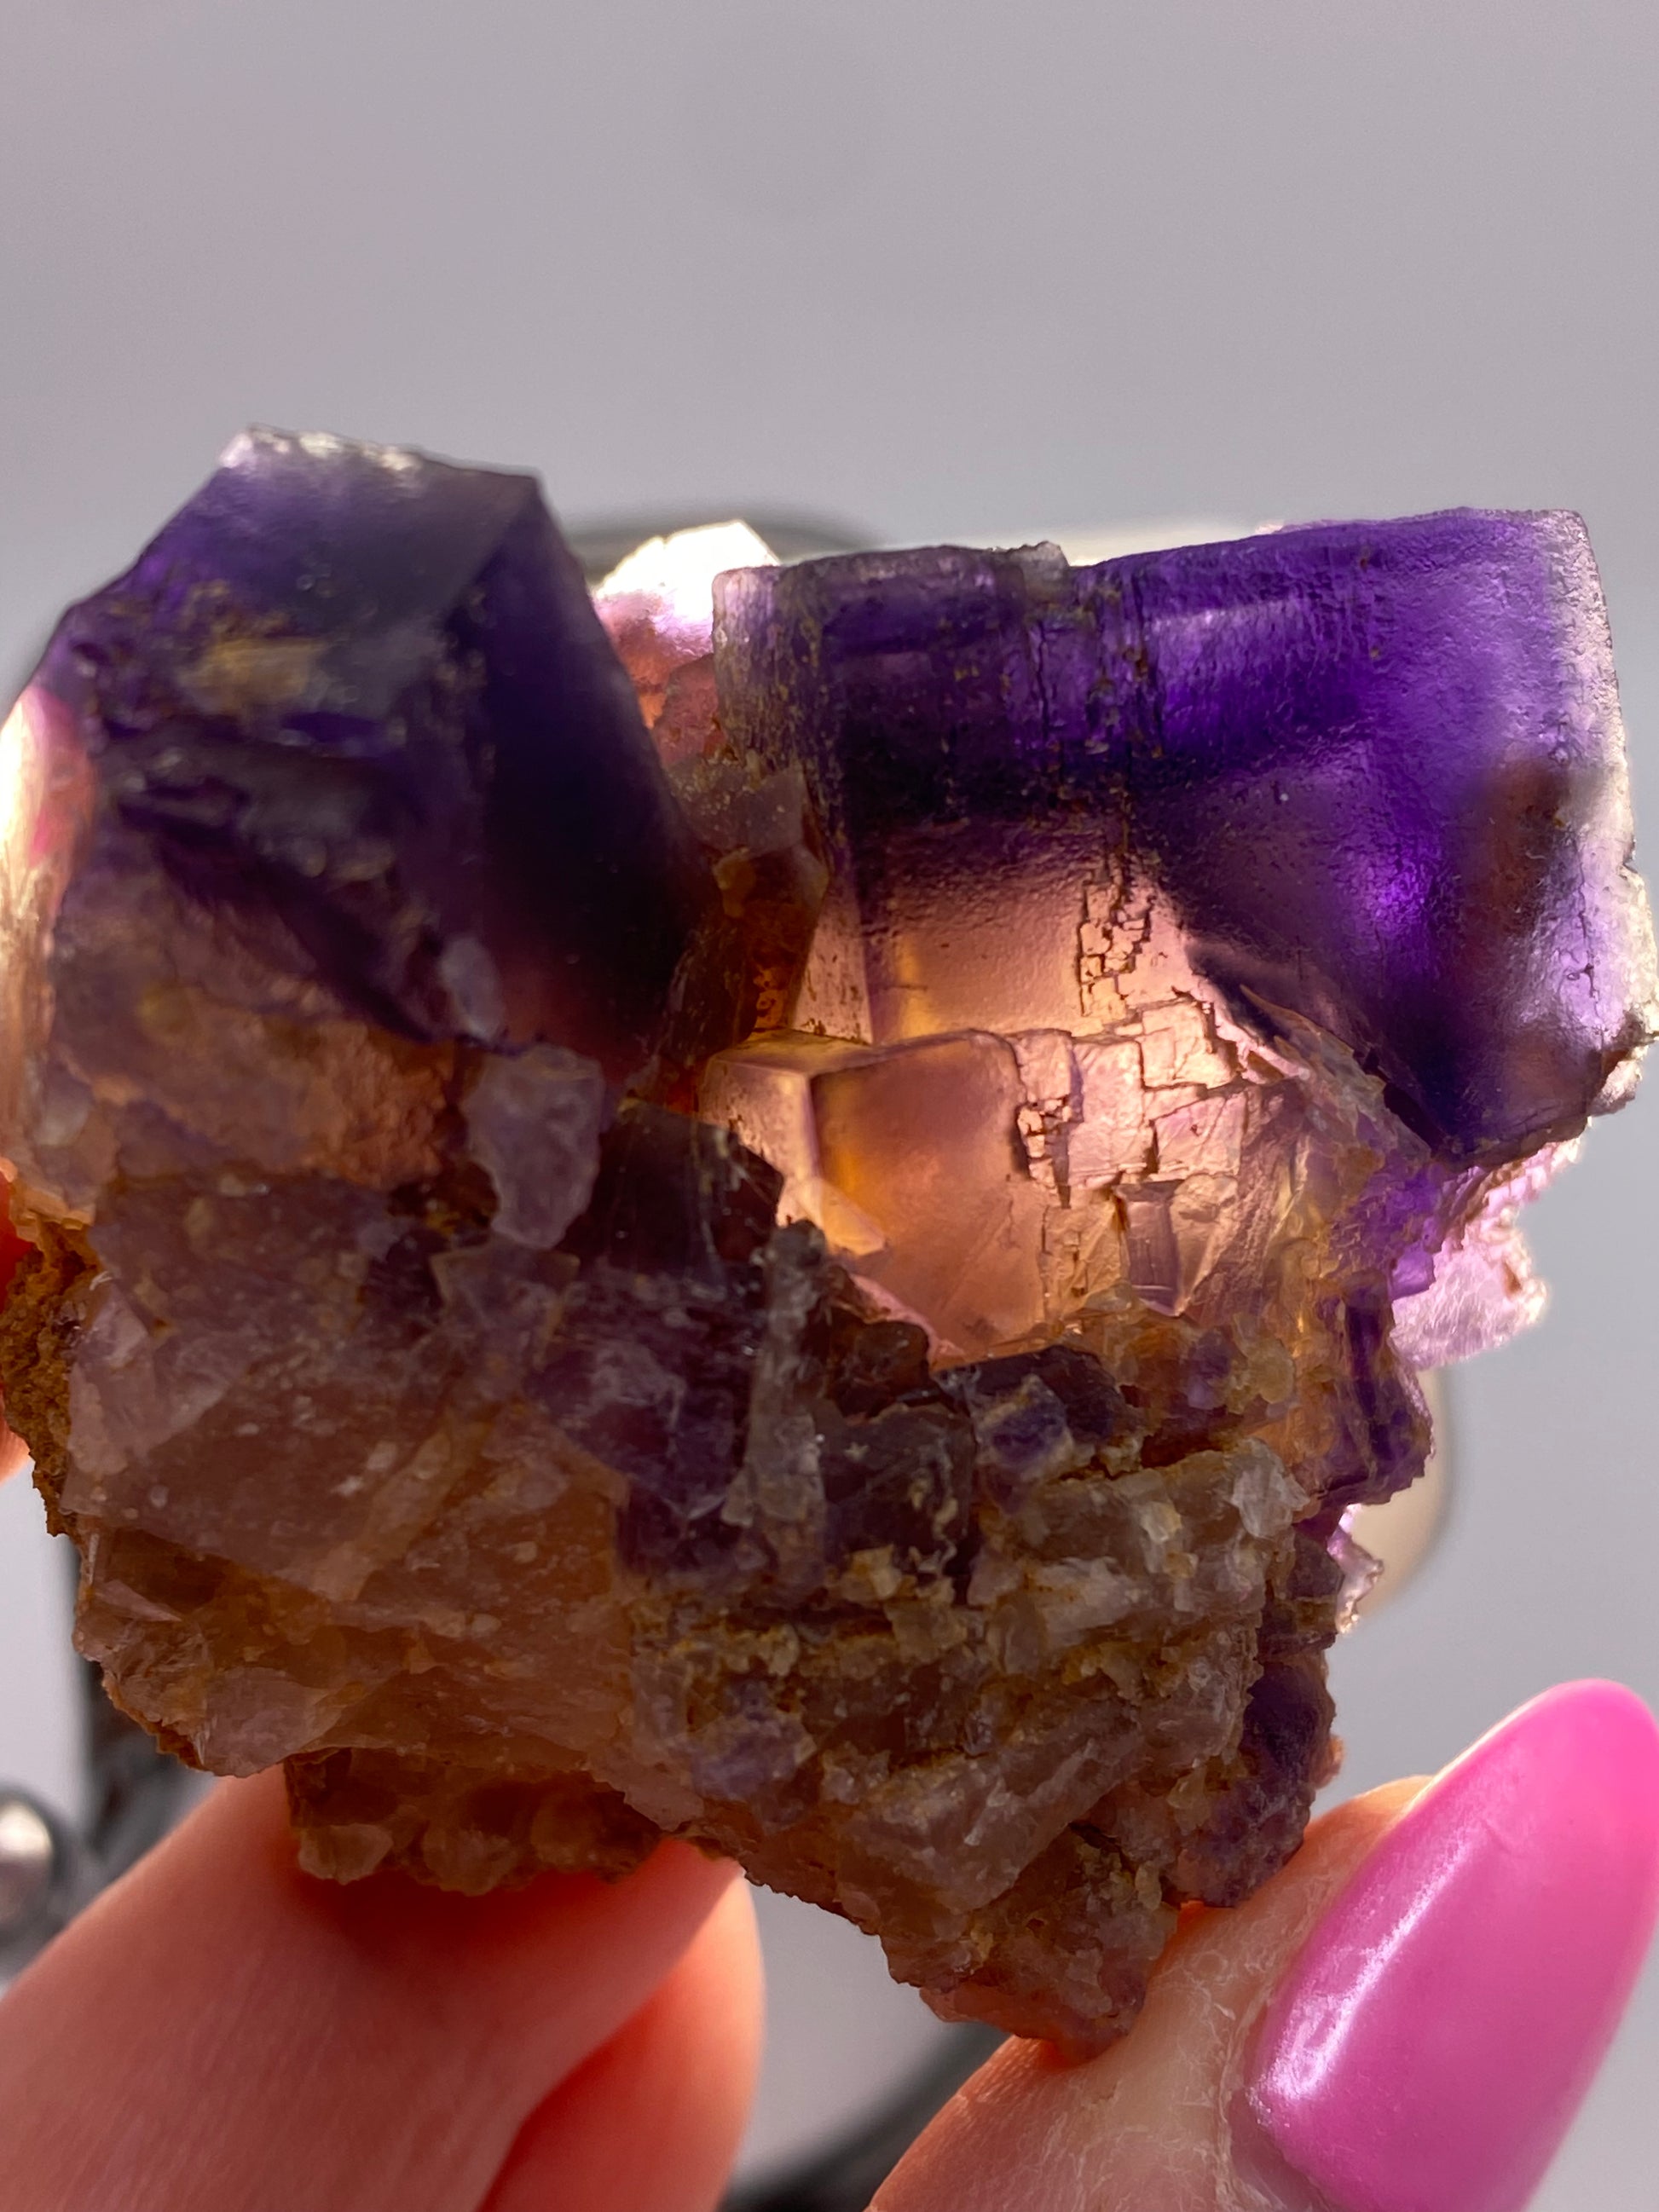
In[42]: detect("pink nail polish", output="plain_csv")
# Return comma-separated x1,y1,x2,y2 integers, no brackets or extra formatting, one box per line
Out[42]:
1249,1680,1659,2212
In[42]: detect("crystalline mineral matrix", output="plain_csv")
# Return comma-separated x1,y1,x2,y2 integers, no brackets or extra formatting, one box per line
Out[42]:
0,430,1650,2055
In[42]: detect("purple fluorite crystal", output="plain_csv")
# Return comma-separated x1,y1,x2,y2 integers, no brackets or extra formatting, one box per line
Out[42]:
716,515,1647,1159
34,427,711,1078
0,436,1650,2056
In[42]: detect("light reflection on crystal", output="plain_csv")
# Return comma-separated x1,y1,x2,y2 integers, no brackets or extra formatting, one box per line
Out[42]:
0,437,1650,2059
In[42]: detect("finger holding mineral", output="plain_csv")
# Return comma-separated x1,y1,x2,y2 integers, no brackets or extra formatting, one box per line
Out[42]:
0,435,1650,2056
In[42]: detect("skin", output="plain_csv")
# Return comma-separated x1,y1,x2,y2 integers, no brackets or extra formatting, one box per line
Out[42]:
0,1776,760,2212
876,1781,1425,2212
0,1757,1426,2212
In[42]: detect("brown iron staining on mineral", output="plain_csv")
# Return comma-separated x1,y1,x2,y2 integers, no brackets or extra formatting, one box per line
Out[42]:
0,444,1650,2057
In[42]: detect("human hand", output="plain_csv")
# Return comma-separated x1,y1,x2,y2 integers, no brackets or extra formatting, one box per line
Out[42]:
1,1681,1656,2212
0,1775,760,2212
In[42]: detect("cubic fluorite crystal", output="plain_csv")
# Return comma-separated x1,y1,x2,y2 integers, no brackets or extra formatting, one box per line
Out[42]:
0,430,1651,2055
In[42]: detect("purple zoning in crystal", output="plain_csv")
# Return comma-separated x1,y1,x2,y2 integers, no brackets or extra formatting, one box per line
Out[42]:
36,427,711,1079
0,430,1650,2056
716,513,1647,1161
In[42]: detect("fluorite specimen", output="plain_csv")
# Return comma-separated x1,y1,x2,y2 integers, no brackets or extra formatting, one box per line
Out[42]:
0,430,1651,2055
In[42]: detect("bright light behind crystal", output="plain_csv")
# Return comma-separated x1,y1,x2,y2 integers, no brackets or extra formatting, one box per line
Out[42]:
0,699,29,871
0,692,39,880
595,520,778,637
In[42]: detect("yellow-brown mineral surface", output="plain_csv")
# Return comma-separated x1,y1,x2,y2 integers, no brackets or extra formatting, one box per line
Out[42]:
0,434,1651,2054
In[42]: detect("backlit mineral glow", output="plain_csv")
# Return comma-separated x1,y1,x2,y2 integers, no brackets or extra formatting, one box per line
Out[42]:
595,520,779,748
596,519,778,637
0,430,1651,2056
0,699,29,866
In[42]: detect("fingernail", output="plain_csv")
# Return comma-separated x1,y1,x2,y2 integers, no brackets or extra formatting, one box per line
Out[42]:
1246,1680,1659,2212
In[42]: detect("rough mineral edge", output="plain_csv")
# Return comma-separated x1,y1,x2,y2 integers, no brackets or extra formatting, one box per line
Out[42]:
0,436,1650,2056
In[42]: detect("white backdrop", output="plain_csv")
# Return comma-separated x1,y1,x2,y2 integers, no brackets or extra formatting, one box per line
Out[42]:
3,4,1659,2200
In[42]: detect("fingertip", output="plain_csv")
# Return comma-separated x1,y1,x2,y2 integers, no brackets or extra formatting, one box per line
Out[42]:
484,1874,765,2212
0,1769,748,2212
874,1776,1426,2212
1249,1684,1659,2212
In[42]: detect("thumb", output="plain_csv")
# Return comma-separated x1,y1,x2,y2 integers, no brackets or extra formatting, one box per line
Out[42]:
876,1681,1659,2212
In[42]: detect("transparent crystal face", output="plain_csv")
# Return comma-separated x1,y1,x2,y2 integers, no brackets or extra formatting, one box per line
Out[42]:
0,439,1649,2056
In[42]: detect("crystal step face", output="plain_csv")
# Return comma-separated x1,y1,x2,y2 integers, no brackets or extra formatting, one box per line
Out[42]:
714,514,1651,1157
0,438,1649,2056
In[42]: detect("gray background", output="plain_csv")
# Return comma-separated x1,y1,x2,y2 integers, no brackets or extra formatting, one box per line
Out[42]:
3,2,1658,2201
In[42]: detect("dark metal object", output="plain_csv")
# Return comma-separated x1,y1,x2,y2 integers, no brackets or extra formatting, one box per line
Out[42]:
62,1530,198,1886
0,1537,194,1984
722,2024,1003,2212
0,1788,96,1981
78,1655,197,1885
0,1794,62,1970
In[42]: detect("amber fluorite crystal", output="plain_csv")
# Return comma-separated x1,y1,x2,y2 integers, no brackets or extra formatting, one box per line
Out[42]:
0,431,1651,2053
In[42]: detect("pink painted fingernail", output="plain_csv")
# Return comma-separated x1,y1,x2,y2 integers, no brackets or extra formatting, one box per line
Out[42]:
1248,1680,1659,2212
